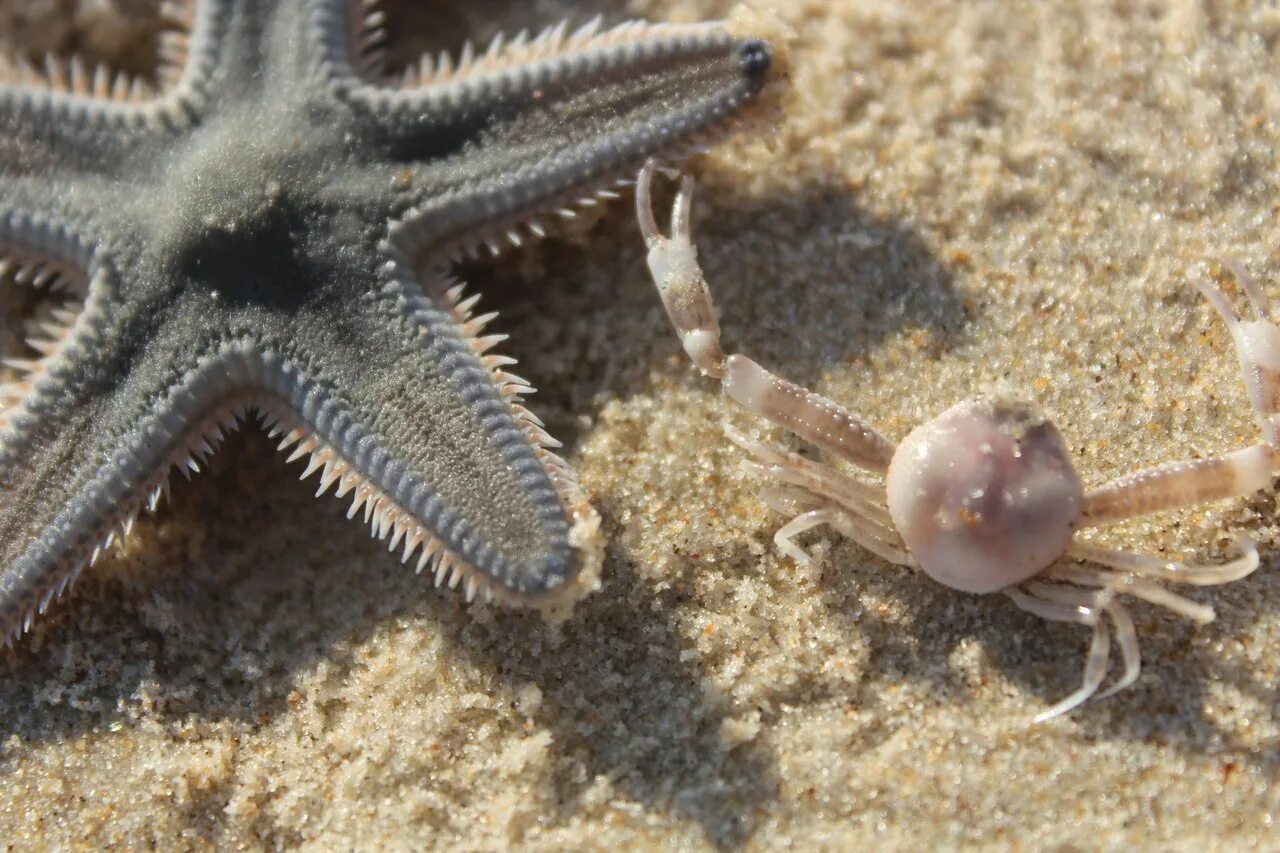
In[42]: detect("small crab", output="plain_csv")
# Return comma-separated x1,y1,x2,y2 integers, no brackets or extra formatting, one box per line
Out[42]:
636,163,1276,721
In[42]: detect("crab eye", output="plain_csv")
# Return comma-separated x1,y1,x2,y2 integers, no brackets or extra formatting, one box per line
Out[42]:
885,394,1083,594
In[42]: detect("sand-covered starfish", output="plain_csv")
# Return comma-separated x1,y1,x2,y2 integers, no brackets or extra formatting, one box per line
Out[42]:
0,1,772,642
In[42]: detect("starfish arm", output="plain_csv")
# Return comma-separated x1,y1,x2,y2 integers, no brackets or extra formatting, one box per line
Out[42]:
0,269,237,643
381,35,769,262
313,6,771,191
0,0,223,161
269,254,602,613
0,198,100,288
0,324,590,644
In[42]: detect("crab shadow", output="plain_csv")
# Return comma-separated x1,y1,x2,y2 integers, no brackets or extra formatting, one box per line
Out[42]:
809,530,1280,765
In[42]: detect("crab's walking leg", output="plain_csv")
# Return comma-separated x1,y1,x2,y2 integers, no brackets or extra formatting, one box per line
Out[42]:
824,508,912,565
1094,602,1140,699
1005,584,1118,722
1064,537,1260,588
1031,581,1143,702
730,426,910,562
1195,264,1280,446
729,426,888,518
1015,537,1259,715
1003,578,1146,717
636,163,897,473
1082,266,1280,525
1081,444,1277,525
770,508,840,569
765,496,910,568
1033,545,1261,709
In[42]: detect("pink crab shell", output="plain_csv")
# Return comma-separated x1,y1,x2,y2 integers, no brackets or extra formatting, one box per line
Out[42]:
885,391,1084,594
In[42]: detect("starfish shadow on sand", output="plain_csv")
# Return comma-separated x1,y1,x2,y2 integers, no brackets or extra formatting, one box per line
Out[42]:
0,428,778,848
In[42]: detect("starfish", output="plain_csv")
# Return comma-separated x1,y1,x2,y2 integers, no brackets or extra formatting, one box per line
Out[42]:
0,1,772,643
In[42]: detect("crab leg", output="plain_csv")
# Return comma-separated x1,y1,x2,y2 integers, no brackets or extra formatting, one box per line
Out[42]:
1195,264,1280,446
637,161,725,378
738,428,910,565
1006,584,1114,722
729,426,888,516
637,162,897,473
1094,601,1140,699
722,355,897,473
770,508,837,568
1081,444,1277,525
1064,537,1260,587
824,508,911,565
1024,580,1143,707
1051,563,1218,624
1083,266,1280,524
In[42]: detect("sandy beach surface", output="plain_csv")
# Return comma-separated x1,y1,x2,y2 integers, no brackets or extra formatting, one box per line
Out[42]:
2,1,1279,848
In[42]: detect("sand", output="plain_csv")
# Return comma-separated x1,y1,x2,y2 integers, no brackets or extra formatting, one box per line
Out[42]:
2,0,1279,849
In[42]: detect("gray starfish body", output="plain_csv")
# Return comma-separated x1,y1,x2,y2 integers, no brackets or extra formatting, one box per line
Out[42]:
0,1,771,642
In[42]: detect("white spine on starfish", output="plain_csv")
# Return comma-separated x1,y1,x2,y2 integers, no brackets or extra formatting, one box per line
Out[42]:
0,0,220,132
0,207,104,438
315,3,722,92
343,0,390,78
